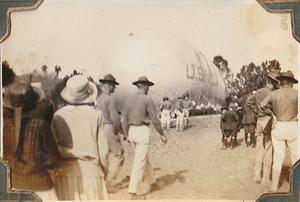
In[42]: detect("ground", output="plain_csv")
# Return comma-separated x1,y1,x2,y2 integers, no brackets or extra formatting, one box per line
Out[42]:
108,115,291,200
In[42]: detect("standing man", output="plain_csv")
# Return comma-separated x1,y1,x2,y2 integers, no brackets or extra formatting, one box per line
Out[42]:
160,96,172,129
260,70,298,192
182,94,193,129
97,74,124,193
174,96,184,131
122,76,167,199
247,72,278,186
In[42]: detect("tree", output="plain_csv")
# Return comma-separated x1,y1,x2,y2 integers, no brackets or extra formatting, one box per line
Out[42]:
213,56,282,98
235,59,282,96
213,55,236,96
54,65,61,77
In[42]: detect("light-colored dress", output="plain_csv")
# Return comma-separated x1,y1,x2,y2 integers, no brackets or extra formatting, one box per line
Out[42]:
51,105,108,200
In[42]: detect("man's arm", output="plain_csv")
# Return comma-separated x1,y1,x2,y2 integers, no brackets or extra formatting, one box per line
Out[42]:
109,97,123,134
259,94,273,116
147,98,164,136
122,105,129,140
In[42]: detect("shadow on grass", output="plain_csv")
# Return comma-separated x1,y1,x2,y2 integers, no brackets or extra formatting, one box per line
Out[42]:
113,170,189,193
150,170,189,193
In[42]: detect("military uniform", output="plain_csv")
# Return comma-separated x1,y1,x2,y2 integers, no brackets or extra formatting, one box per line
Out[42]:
97,74,123,191
260,71,298,191
247,74,278,186
96,93,123,184
122,76,166,197
160,97,172,129
182,98,193,128
174,97,184,131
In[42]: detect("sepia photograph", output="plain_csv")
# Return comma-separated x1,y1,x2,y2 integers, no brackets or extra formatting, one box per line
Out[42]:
0,0,299,201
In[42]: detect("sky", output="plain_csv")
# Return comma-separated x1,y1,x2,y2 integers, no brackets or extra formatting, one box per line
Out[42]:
1,0,299,79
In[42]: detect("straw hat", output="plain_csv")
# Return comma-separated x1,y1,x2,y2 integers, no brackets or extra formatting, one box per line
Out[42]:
61,75,98,105
99,74,119,85
276,70,298,84
132,76,154,86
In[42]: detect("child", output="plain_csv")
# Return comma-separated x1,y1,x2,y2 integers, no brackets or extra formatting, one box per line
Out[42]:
242,93,257,147
220,101,239,150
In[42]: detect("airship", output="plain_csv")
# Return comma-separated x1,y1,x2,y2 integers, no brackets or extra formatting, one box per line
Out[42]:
96,32,227,110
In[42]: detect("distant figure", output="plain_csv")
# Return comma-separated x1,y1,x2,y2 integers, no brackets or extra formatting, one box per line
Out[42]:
4,80,58,200
174,96,184,131
247,72,278,186
97,74,124,193
260,71,298,192
160,96,172,129
220,101,239,150
232,95,243,131
122,76,167,199
51,75,107,200
182,94,193,128
242,92,257,147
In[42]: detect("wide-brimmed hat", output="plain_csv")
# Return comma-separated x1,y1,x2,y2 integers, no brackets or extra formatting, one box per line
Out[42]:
6,80,39,108
31,82,45,102
132,76,154,86
61,75,98,105
276,70,298,84
99,74,119,85
266,72,279,82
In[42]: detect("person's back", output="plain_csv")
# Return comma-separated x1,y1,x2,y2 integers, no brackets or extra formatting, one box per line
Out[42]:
161,100,172,110
52,105,103,158
269,87,297,121
175,99,183,111
223,109,238,130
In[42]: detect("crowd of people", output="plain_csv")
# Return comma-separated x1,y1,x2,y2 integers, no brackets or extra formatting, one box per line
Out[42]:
2,60,298,199
159,95,194,132
220,71,298,192
2,62,168,200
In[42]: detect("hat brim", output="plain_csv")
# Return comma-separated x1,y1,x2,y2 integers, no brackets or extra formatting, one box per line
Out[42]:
99,79,119,85
132,81,154,86
61,81,98,105
266,74,279,82
276,75,298,84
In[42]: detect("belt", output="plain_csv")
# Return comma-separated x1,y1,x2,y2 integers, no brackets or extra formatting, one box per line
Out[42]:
277,119,298,122
129,122,150,126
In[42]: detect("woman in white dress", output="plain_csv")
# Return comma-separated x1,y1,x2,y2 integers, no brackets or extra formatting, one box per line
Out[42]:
51,75,108,200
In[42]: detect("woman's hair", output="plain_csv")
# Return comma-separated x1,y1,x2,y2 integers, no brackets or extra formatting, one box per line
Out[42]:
8,81,39,112
2,61,16,87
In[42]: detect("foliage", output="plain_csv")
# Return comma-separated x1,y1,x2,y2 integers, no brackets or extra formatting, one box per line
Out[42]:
214,56,282,97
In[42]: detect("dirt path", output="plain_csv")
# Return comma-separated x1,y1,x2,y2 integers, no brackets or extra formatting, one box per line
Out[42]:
108,115,290,200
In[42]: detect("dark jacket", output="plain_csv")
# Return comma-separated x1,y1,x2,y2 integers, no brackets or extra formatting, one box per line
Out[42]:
220,109,239,130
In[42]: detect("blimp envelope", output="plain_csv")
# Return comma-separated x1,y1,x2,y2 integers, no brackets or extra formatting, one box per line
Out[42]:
98,32,226,109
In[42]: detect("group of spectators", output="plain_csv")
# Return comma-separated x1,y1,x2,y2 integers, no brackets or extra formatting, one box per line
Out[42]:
2,62,167,200
220,71,298,192
159,95,194,131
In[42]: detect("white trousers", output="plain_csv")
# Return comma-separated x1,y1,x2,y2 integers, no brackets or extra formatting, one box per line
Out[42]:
272,121,298,172
175,110,184,131
128,125,154,195
161,109,171,129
